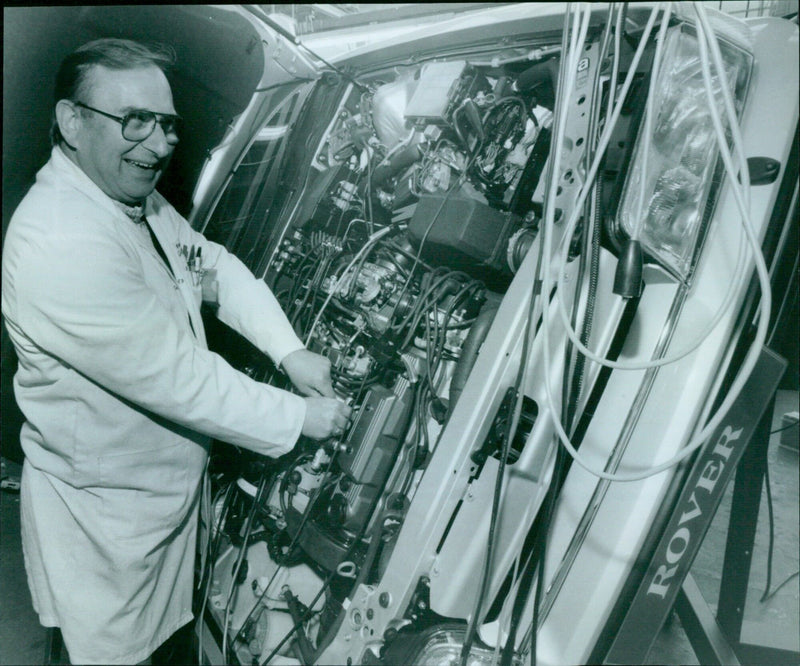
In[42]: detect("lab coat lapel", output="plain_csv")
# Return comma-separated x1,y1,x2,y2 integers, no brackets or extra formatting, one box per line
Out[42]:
140,205,179,278
144,199,207,346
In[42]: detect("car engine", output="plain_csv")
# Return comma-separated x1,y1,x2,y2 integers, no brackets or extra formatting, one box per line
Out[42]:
195,4,795,665
201,43,569,665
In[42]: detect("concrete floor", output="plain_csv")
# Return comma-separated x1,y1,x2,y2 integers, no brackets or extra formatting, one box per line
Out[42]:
1,391,797,665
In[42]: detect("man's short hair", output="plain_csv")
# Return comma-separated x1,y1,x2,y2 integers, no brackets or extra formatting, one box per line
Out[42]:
51,38,176,147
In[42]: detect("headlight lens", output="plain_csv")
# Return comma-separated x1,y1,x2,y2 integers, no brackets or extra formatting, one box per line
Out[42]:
615,23,752,281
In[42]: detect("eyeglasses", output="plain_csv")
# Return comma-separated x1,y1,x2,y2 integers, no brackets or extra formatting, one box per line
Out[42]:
74,101,182,143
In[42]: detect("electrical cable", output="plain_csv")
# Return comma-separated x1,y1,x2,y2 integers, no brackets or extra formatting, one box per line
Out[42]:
231,448,341,654
759,446,800,604
607,5,623,122
563,0,616,433
197,481,235,663
489,551,524,666
222,474,270,662
761,459,777,602
550,4,748,373
535,2,772,482
517,8,594,666
304,226,394,344
556,37,745,370
694,3,751,205
762,569,800,603
462,7,590,665
515,6,616,663
770,420,799,436
383,148,483,336
206,6,786,663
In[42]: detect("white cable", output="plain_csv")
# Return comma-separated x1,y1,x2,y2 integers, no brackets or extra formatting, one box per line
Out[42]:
553,5,750,371
549,4,661,246
694,3,752,201
304,225,394,344
632,3,672,241
541,3,771,482
606,4,623,122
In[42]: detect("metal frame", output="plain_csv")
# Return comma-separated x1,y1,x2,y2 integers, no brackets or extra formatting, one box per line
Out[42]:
708,391,800,666
607,348,799,665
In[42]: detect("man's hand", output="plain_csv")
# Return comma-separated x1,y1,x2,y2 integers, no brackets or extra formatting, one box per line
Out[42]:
281,349,335,397
302,397,353,440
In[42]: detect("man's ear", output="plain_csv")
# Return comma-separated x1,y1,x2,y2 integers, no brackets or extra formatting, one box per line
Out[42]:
55,99,83,148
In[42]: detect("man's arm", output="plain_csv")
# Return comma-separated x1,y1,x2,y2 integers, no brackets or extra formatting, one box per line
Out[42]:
176,210,341,400
13,225,308,455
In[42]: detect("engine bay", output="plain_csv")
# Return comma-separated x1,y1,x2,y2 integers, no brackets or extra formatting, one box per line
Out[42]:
194,4,795,664
202,42,573,664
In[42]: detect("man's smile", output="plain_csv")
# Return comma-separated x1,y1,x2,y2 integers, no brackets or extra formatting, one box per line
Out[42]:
124,158,159,171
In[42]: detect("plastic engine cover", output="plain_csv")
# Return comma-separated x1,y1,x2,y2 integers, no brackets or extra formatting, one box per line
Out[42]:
408,193,516,274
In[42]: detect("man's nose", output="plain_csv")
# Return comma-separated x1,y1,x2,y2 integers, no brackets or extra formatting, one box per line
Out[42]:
142,122,176,157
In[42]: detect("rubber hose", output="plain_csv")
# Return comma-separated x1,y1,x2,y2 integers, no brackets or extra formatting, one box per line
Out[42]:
447,304,499,419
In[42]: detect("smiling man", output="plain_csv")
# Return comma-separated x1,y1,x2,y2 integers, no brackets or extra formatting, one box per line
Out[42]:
1,38,351,664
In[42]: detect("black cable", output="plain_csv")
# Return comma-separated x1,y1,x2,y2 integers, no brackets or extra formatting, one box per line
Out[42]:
495,206,560,666
761,570,800,603
365,148,376,235
398,269,464,348
761,460,776,603
514,7,574,666
303,255,338,333
258,523,364,665
473,97,529,187
289,259,324,328
261,384,417,665
759,461,800,604
459,125,548,666
222,474,272,662
568,180,603,429
770,420,799,435
528,471,574,664
196,481,236,661
232,450,340,649
562,0,613,434
277,454,316,517
498,442,566,666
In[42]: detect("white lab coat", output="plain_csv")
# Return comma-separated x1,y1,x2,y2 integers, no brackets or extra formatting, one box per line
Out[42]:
1,147,307,664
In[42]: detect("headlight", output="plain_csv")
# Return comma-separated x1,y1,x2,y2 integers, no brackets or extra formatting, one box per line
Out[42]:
614,23,752,282
385,624,524,666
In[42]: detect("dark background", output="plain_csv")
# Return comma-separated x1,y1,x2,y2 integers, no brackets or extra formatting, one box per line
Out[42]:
2,6,266,461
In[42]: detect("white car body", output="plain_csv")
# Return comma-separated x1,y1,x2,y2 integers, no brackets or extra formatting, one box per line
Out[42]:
186,4,798,665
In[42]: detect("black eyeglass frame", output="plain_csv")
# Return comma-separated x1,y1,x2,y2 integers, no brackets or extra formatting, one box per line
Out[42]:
73,101,182,143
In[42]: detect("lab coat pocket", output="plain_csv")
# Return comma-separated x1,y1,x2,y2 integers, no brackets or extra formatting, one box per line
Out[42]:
98,440,191,544
201,269,218,307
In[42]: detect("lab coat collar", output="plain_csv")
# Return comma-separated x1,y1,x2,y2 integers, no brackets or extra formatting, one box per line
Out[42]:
48,146,164,225
48,147,180,291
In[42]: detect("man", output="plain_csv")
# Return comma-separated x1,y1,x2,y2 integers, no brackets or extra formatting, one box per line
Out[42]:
1,38,351,664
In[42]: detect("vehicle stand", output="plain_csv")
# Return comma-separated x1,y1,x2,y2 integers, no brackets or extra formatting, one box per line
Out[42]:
604,347,799,666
